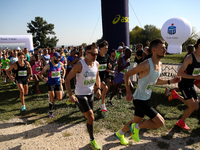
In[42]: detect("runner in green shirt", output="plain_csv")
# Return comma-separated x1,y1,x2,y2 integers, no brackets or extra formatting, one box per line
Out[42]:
1,54,10,83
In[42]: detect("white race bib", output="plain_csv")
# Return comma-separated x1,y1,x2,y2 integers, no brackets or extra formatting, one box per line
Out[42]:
192,68,200,75
99,64,107,71
51,71,60,78
18,71,27,76
36,67,40,72
145,82,155,93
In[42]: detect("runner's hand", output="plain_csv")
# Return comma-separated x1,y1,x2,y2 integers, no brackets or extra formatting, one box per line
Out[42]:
43,78,48,82
96,89,101,99
61,78,64,83
30,77,33,81
126,93,133,101
69,95,78,103
10,76,15,82
171,76,181,83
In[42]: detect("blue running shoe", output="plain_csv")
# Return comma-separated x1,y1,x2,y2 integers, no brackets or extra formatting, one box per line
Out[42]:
21,105,26,111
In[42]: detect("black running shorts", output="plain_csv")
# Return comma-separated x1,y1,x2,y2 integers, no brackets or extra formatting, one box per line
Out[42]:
76,94,94,113
178,82,197,100
15,77,28,85
47,83,62,91
133,99,158,119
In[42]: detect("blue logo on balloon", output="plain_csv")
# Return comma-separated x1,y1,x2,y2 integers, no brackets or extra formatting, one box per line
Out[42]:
168,24,176,35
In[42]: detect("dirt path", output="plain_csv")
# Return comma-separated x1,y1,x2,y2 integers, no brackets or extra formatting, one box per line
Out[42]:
0,118,200,150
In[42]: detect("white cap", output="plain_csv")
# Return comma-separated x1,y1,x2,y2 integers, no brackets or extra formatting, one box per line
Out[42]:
16,47,21,50
118,46,123,50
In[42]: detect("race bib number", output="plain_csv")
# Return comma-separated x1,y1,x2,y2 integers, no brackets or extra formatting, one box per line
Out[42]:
46,61,49,64
193,68,200,75
36,67,40,72
84,79,96,86
145,82,155,93
51,71,60,78
5,66,9,70
121,69,128,74
18,71,27,76
99,64,107,71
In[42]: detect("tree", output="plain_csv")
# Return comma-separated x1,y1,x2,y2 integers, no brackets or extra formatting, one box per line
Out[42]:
129,25,162,46
182,27,200,51
27,17,59,48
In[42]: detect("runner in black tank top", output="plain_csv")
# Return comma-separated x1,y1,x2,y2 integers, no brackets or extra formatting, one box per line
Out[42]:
6,52,33,111
94,40,110,112
177,40,200,130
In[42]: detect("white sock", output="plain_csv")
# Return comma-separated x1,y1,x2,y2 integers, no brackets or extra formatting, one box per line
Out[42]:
62,91,65,95
101,103,105,107
135,123,140,130
119,130,124,135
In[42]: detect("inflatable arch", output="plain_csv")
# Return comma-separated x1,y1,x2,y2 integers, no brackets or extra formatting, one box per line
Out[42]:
0,35,34,51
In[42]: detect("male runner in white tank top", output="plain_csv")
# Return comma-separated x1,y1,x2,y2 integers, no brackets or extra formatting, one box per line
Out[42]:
115,39,181,145
65,44,101,150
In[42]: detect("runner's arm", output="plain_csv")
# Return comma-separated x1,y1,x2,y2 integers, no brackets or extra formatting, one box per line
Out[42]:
39,64,50,79
124,60,149,94
60,62,66,78
177,55,197,79
65,62,82,97
6,63,16,79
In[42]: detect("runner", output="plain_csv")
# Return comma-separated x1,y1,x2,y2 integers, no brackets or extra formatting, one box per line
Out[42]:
114,39,181,145
65,44,101,150
31,54,43,94
175,39,200,130
6,52,32,111
1,54,10,83
105,49,117,97
108,48,132,106
42,48,51,66
39,52,65,118
95,40,110,112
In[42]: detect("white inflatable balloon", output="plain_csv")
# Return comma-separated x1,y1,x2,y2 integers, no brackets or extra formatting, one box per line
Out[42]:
0,35,34,51
161,17,192,54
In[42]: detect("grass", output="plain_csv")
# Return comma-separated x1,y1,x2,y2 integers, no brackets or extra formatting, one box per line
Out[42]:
130,52,187,64
0,78,200,139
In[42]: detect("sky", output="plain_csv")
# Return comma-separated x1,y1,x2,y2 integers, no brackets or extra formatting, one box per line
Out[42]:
0,0,199,46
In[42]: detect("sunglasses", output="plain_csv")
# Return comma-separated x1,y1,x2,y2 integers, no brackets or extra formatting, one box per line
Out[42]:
87,52,98,57
55,56,61,59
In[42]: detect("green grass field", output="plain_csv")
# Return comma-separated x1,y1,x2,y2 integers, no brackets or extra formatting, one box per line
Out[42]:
0,76,200,139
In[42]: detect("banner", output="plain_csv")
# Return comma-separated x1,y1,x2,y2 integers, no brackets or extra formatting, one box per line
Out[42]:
101,0,129,53
0,35,34,51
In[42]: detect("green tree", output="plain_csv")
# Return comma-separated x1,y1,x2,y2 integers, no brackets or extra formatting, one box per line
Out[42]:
27,16,59,48
129,25,162,46
182,27,200,51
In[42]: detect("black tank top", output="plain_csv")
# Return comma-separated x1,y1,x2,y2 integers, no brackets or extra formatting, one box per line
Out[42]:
15,61,28,80
96,54,109,81
181,53,200,86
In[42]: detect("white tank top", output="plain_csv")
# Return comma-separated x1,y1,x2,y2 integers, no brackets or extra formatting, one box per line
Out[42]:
75,59,98,95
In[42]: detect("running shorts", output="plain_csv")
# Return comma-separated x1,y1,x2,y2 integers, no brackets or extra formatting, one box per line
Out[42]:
15,77,28,85
178,82,197,100
76,94,94,113
47,83,62,91
133,99,158,119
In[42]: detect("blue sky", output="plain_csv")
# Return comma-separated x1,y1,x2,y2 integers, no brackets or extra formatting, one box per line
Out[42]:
0,0,199,46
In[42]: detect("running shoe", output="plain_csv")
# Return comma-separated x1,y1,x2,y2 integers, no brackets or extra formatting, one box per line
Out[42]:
66,99,75,105
13,82,16,86
3,79,6,83
62,92,66,99
106,93,110,98
164,88,170,96
21,105,26,111
49,112,54,118
168,90,179,101
89,139,101,150
114,130,128,145
107,100,114,107
118,90,122,99
101,104,107,112
129,123,140,142
176,119,190,130
37,90,41,93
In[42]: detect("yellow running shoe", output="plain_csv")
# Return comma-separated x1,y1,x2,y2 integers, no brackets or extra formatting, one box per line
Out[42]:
89,139,101,150
114,130,128,145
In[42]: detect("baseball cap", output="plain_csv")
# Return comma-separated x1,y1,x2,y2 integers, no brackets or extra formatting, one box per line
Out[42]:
194,39,200,48
53,52,60,57
118,46,123,50
16,47,21,50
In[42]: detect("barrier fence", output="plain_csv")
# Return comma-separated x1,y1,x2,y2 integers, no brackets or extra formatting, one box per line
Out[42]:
129,62,200,93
